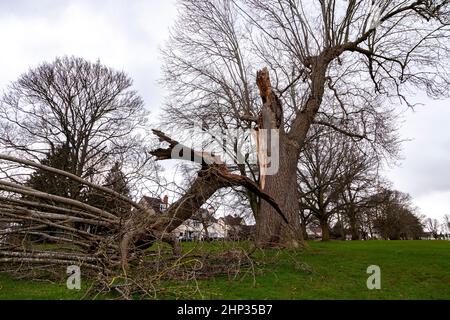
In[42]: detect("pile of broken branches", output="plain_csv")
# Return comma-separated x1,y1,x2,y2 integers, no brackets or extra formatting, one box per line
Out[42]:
0,130,283,298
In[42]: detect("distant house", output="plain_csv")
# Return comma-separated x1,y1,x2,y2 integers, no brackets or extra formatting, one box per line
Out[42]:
138,195,255,241
173,207,225,241
306,226,322,240
219,215,256,240
138,195,169,213
173,212,256,241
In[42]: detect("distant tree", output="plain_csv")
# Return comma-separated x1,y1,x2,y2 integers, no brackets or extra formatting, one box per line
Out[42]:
297,126,388,241
0,56,147,192
336,147,381,241
370,189,423,240
105,163,130,195
297,128,348,241
330,220,347,240
425,218,440,239
25,144,78,199
84,162,132,220
21,144,81,242
443,214,450,235
299,208,314,240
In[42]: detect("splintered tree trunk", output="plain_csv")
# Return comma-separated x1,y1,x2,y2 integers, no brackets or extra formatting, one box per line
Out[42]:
254,68,303,248
119,129,294,270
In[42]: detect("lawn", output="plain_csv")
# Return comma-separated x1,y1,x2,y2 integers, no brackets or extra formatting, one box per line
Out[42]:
0,240,449,300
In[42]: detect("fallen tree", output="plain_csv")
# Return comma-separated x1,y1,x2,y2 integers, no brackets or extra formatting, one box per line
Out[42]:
0,123,289,276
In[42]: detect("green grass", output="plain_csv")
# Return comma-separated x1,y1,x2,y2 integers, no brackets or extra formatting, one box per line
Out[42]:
0,274,89,300
1,240,449,300
195,240,450,300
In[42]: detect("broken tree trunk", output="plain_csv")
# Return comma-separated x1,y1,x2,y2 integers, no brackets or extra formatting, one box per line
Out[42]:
254,68,304,248
0,137,288,274
119,129,290,272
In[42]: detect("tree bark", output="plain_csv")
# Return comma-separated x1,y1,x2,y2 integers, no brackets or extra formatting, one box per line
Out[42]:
347,207,361,240
349,220,360,240
250,61,329,248
254,68,303,248
256,137,303,248
301,221,309,240
320,219,330,242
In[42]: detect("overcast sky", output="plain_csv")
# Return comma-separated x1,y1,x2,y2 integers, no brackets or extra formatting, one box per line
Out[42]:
0,0,448,220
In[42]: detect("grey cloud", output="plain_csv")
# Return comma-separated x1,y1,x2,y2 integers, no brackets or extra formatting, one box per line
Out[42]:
386,99,450,198
0,0,177,115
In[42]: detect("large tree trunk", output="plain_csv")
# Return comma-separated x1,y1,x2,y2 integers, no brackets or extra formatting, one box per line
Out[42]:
320,219,330,242
337,213,346,241
254,68,303,248
250,61,329,248
256,137,303,248
349,220,360,240
347,205,360,240
120,130,293,270
301,221,309,240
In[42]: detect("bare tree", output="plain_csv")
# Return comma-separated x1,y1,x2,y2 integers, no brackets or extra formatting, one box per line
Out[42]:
298,129,348,241
425,217,441,239
336,143,385,241
161,0,450,247
443,214,450,236
297,125,388,241
0,56,149,192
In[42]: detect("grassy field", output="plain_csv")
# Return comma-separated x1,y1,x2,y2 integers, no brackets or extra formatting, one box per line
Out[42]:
1,240,449,300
